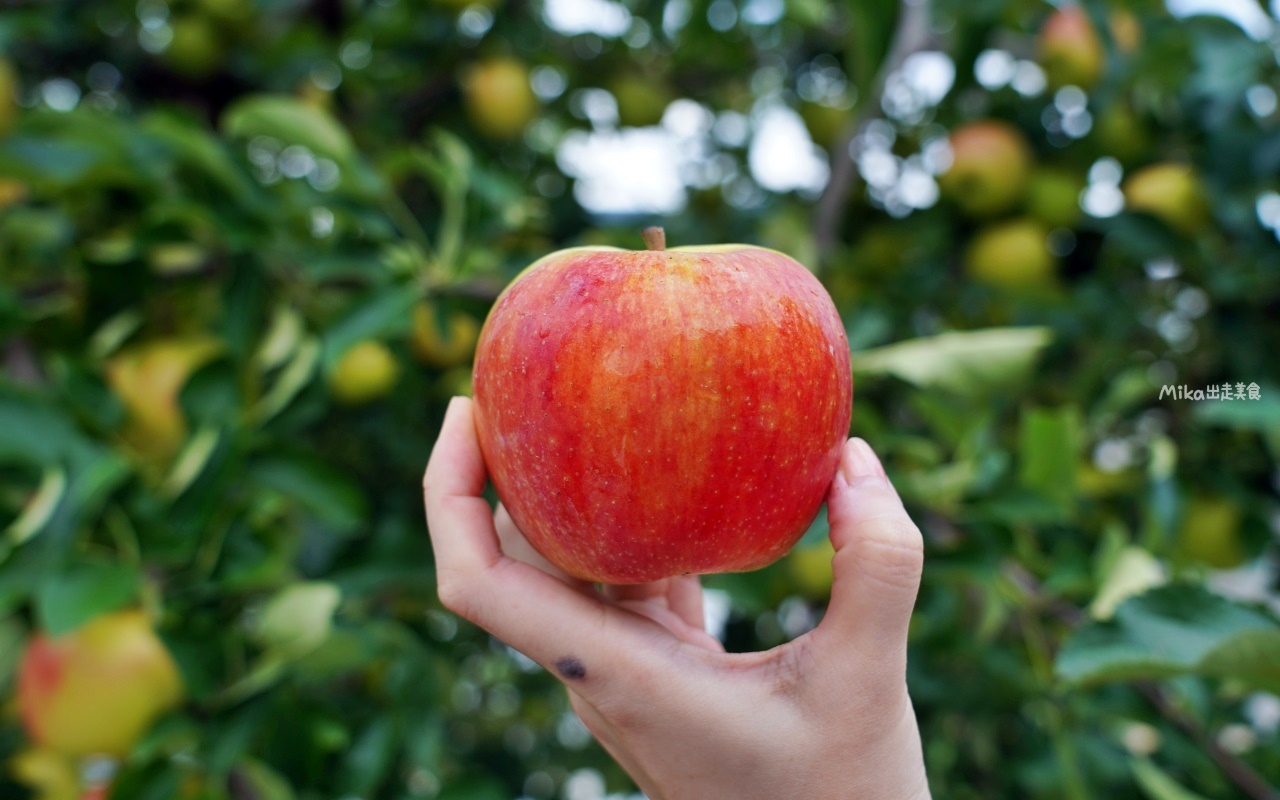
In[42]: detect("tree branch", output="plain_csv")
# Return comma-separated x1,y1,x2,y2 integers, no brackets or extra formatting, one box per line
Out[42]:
1001,562,1280,800
1137,683,1280,800
813,0,935,261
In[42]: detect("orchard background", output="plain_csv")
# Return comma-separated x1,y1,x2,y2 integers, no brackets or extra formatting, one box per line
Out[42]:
2,0,1280,798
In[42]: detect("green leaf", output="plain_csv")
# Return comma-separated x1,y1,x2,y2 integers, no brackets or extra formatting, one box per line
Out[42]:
248,451,367,532
232,759,296,800
141,111,262,206
1057,584,1280,692
1018,406,1080,509
254,581,342,659
222,95,354,164
252,336,321,425
338,718,399,796
161,426,222,499
1131,758,1211,800
1090,546,1167,621
437,776,508,800
35,559,142,636
1,467,66,556
321,284,420,372
854,327,1053,396
0,616,24,690
1193,384,1280,456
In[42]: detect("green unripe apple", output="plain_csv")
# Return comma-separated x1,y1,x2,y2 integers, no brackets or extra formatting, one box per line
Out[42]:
1093,104,1151,165
1026,168,1085,228
165,15,224,79
965,218,1057,290
1176,495,1243,569
787,538,835,598
612,75,673,128
939,121,1032,218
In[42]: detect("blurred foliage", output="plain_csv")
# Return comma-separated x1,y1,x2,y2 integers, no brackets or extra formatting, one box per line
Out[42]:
1,0,1279,798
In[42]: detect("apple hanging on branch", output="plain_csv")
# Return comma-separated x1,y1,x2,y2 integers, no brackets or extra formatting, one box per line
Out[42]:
18,610,184,758
472,227,852,584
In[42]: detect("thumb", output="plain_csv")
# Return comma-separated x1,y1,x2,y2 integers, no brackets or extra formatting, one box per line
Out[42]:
818,438,924,659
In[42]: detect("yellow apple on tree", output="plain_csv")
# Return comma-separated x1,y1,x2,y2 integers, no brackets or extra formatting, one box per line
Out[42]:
461,57,538,140
611,75,673,128
1038,5,1104,90
939,121,1032,217
964,218,1057,290
411,302,480,368
328,340,400,405
164,15,224,79
1123,162,1208,231
105,337,221,460
18,610,184,758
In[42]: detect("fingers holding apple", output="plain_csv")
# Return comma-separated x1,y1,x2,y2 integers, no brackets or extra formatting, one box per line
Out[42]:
815,439,923,675
424,397,682,695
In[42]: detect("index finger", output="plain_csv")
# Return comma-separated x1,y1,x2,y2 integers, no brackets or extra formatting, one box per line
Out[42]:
423,397,678,690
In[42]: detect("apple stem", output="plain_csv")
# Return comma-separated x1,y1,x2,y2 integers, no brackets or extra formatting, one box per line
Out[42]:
641,226,666,251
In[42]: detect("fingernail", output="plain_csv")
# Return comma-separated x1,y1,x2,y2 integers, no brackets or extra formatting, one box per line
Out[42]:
841,438,885,484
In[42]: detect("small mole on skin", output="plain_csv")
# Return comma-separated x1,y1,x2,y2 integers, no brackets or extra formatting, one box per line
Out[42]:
555,656,588,680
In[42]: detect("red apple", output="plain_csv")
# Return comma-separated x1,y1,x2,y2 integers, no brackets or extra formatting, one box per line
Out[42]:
18,610,184,757
472,228,852,584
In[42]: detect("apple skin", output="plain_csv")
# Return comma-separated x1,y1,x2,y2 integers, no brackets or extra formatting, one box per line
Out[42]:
472,241,852,584
939,121,1032,218
18,610,184,758
1038,5,1104,90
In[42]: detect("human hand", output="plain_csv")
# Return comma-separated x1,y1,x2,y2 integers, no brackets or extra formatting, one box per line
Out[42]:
424,396,930,800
